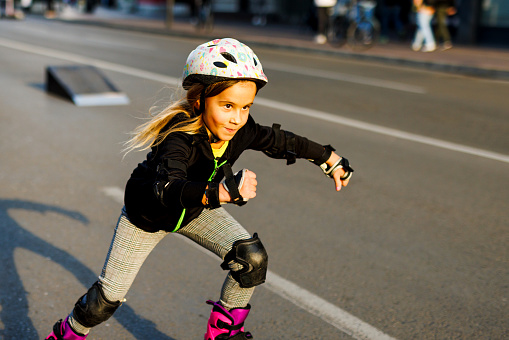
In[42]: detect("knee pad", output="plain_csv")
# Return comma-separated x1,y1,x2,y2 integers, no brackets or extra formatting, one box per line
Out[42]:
72,281,122,328
221,233,268,288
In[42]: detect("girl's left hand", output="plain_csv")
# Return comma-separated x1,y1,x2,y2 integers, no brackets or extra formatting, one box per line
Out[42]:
332,167,350,191
326,152,351,191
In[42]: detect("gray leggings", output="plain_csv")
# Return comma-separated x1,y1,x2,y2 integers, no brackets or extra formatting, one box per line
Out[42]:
69,207,254,335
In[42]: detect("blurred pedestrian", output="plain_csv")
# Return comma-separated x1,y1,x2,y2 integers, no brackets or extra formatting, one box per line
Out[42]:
251,0,268,26
1,0,24,18
44,0,56,18
44,37,354,340
378,0,405,43
84,0,97,13
20,0,32,13
434,0,456,50
314,0,337,44
190,0,213,29
412,0,436,52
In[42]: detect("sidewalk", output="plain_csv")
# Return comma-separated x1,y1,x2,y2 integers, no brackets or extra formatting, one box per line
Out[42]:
48,6,509,80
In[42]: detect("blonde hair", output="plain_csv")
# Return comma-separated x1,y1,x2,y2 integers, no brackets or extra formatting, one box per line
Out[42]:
123,80,247,156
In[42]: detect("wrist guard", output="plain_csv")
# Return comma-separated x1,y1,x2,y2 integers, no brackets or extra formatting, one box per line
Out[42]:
320,157,354,180
204,182,221,209
221,165,247,206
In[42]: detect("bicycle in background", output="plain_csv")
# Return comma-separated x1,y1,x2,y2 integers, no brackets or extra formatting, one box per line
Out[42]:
328,0,380,50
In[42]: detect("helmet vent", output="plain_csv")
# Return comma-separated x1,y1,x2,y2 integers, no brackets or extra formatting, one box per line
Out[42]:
213,62,228,68
253,58,258,66
220,52,237,64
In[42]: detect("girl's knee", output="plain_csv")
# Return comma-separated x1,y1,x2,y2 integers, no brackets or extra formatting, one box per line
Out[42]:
221,233,268,288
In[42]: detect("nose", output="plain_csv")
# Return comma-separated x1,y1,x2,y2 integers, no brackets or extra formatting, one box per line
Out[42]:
230,110,241,124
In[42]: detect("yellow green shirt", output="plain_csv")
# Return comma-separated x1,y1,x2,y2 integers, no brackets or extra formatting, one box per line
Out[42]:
211,141,229,159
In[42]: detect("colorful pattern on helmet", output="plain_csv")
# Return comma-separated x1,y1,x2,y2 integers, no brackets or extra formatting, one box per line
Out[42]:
182,38,268,89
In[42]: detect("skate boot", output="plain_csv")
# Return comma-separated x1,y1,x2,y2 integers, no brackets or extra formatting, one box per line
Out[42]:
45,317,88,340
204,300,253,340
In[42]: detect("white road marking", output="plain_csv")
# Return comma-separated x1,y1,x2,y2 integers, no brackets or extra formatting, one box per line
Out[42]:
0,37,179,86
254,98,509,164
263,273,396,340
101,186,125,202
100,186,397,339
263,61,427,94
2,37,505,163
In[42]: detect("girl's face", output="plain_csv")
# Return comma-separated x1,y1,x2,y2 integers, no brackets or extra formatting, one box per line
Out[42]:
202,81,257,142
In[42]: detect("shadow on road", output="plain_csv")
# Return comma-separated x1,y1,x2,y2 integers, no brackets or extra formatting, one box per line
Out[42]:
0,198,176,340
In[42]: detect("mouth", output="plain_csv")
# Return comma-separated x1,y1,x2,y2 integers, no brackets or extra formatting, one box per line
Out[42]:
224,127,237,134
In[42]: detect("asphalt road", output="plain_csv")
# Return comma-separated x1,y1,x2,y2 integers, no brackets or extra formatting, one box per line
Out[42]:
0,18,508,340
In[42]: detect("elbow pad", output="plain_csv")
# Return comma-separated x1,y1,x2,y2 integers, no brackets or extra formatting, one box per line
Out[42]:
263,123,297,165
153,180,169,207
153,158,188,207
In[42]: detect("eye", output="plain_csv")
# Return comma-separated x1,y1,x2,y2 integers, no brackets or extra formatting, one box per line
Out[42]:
224,104,233,109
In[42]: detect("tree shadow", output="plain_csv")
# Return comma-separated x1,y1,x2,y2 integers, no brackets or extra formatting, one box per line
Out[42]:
0,198,176,340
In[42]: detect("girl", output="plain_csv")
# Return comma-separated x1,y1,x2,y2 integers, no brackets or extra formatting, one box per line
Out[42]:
45,38,353,340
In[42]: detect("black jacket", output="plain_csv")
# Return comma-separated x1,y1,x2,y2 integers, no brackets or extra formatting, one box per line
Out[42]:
124,114,331,232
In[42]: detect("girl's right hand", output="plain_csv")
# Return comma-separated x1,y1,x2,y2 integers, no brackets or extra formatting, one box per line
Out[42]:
218,169,257,203
239,169,257,201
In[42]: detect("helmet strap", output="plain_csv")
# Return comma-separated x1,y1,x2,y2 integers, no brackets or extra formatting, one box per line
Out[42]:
198,89,206,115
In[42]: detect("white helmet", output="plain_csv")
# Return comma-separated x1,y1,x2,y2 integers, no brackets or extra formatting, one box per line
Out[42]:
182,38,268,90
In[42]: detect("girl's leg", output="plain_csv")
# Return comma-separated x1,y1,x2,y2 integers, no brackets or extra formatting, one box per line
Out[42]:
178,207,254,310
178,207,261,339
98,211,168,301
66,209,168,335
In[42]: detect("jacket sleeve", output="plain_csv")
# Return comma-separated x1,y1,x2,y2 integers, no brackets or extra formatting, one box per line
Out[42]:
152,132,207,209
245,116,331,165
